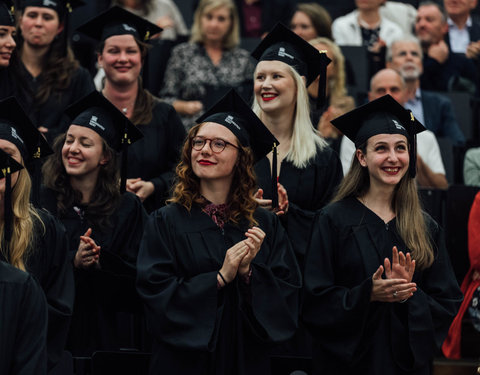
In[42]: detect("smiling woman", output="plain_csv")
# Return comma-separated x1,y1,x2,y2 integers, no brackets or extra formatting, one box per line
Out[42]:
77,6,186,212
303,94,463,375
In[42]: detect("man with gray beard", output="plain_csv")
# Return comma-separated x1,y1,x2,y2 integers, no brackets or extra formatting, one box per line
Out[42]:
387,36,466,146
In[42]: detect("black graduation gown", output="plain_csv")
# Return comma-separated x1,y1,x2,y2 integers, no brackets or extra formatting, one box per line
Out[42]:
136,203,301,375
126,100,186,212
16,63,94,144
302,197,463,375
0,209,74,372
0,261,48,375
254,145,343,270
40,189,148,356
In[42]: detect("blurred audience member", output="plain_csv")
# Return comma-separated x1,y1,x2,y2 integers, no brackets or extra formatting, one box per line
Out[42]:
113,0,189,41
464,147,480,185
387,36,465,145
444,0,480,59
160,0,255,129
415,1,478,93
290,3,332,41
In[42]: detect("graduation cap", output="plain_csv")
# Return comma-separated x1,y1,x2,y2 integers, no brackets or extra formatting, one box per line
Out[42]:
330,94,426,178
196,89,281,207
0,0,14,26
76,6,162,43
0,149,24,248
251,22,331,108
64,90,143,192
0,96,53,206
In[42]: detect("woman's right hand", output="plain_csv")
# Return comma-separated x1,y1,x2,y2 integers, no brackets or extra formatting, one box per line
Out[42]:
370,265,417,302
219,241,249,284
74,228,101,269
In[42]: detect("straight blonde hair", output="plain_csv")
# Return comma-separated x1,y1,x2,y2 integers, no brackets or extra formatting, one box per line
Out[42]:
252,62,326,169
0,168,44,271
190,0,240,50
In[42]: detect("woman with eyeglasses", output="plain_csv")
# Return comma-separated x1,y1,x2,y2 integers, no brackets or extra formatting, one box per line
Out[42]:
137,89,301,375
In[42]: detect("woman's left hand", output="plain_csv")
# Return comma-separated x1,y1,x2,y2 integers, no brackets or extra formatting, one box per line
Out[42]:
238,227,266,276
276,183,289,215
384,246,416,283
126,178,155,202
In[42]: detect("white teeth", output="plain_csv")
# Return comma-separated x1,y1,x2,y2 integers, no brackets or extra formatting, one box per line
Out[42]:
384,168,399,172
262,94,276,98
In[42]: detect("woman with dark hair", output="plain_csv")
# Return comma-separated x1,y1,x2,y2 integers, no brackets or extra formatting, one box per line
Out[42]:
77,6,186,212
160,0,255,130
0,96,73,373
137,89,301,375
303,95,462,375
15,0,94,143
0,0,18,99
41,91,148,356
291,2,332,41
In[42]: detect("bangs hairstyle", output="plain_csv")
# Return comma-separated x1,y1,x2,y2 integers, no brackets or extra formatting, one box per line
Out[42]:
168,123,259,227
252,62,327,169
309,36,347,99
332,142,434,270
190,0,240,50
42,133,121,229
0,162,44,272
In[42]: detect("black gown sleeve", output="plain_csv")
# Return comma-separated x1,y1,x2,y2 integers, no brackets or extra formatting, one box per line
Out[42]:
1,262,48,375
136,209,222,350
302,209,374,363
148,104,186,205
33,211,75,371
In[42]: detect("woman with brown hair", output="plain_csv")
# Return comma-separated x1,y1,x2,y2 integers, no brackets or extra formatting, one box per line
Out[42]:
291,2,332,41
41,91,148,356
15,0,94,143
137,89,301,375
0,96,73,372
303,95,462,375
77,6,186,212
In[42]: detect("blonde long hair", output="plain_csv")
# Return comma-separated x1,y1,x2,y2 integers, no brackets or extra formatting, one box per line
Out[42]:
0,167,44,271
190,0,240,50
333,144,434,270
252,63,327,169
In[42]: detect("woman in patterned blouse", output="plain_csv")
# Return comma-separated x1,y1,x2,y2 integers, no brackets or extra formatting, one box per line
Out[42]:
160,0,255,129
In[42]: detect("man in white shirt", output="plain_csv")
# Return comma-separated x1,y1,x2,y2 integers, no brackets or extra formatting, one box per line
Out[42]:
444,0,480,58
339,68,449,188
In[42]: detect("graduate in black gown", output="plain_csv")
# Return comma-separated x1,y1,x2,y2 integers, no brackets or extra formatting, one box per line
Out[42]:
0,150,48,375
76,6,186,213
41,91,148,356
0,97,74,373
250,23,343,271
303,95,463,375
14,0,94,144
0,0,19,100
136,89,301,375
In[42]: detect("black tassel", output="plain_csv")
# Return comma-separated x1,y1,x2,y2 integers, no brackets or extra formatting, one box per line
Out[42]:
4,167,12,247
408,111,417,178
271,143,278,209
316,51,331,110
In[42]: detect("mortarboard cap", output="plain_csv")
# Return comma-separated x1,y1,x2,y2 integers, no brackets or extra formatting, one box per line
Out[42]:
196,89,281,207
0,97,53,162
251,22,330,86
0,0,14,26
65,90,143,152
331,94,426,177
196,88,278,163
76,6,162,43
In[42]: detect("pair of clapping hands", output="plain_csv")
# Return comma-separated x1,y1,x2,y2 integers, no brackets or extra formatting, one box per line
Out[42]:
371,247,417,303
74,228,101,270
